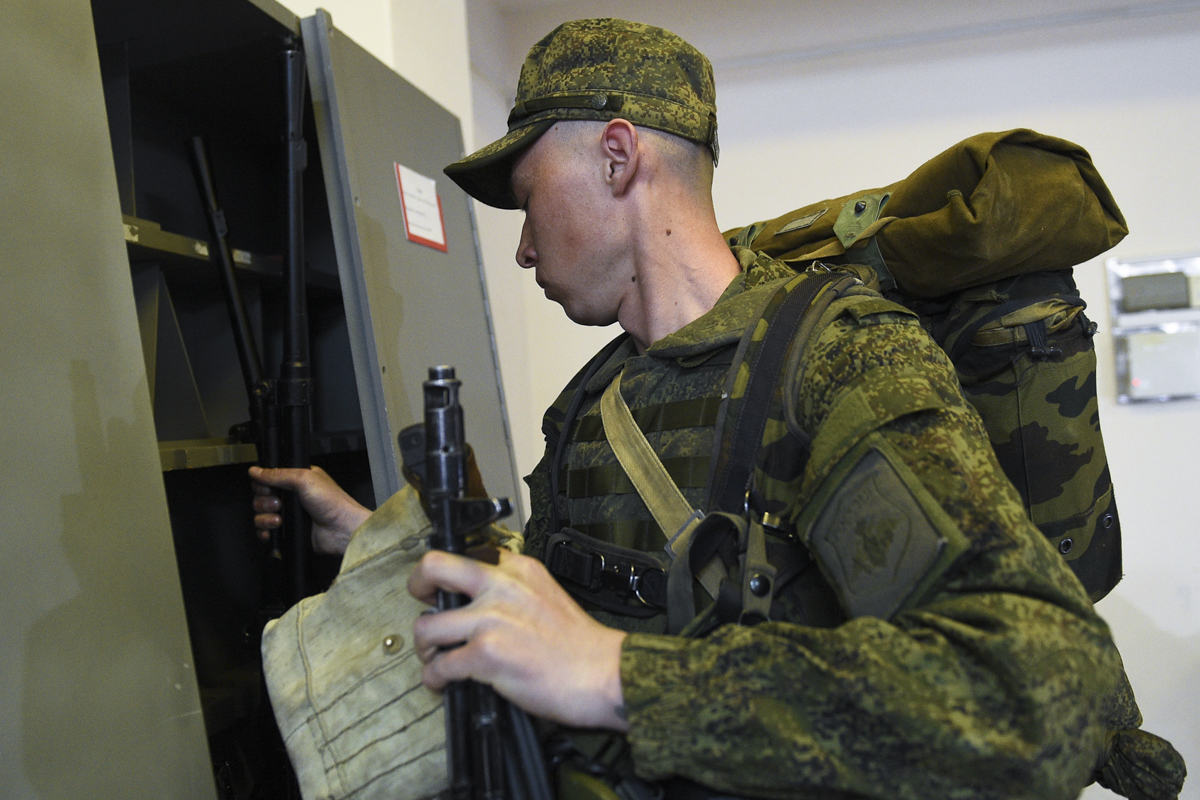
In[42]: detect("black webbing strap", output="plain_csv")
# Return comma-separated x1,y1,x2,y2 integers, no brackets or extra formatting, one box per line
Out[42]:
559,455,710,498
569,395,723,442
707,271,845,514
943,294,1084,363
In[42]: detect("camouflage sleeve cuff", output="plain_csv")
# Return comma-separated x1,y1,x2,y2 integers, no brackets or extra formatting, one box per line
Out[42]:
619,632,708,782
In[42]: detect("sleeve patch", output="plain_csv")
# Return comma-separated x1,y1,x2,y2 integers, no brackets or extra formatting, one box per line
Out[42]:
802,438,968,619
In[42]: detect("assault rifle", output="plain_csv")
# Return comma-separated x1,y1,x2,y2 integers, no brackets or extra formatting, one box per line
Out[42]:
402,366,552,800
187,38,312,609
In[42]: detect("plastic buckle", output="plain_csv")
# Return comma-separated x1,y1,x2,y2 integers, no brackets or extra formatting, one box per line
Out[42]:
598,559,632,593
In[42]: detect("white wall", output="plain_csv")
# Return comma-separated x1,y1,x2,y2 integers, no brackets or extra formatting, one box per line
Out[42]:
468,2,1200,796
278,0,472,142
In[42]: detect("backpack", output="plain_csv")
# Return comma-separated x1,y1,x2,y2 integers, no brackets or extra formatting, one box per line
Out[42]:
723,128,1125,601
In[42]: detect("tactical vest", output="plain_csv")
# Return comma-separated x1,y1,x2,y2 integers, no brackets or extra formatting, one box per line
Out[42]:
541,266,874,635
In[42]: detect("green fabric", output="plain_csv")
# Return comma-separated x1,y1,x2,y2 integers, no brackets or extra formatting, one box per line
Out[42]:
570,396,722,442
559,455,710,498
444,17,718,209
919,271,1122,600
601,367,699,540
724,129,1128,299
523,249,1138,799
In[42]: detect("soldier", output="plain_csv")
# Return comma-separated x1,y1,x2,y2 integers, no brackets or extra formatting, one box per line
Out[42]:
254,17,1182,800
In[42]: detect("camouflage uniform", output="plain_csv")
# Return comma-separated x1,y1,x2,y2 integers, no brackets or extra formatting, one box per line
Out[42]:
525,247,1127,799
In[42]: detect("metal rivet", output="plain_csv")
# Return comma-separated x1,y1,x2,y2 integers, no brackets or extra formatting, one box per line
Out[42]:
590,93,607,109
1102,514,1114,529
854,200,867,214
749,574,771,597
1059,538,1074,555
383,635,403,654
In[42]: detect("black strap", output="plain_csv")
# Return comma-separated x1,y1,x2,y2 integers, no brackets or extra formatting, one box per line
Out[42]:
545,529,669,617
569,395,723,442
943,294,1084,363
707,271,844,514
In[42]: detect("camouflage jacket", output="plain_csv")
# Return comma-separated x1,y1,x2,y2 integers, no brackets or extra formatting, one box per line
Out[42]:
524,247,1126,800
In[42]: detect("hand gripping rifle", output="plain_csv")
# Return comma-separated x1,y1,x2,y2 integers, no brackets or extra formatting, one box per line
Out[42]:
407,366,552,800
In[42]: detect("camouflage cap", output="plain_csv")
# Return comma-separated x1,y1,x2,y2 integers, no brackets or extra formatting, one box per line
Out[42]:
444,18,719,209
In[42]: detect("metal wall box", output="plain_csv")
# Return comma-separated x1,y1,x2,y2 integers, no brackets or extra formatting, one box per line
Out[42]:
1107,253,1200,402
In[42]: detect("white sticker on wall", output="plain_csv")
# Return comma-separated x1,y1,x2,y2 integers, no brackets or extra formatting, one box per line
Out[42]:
395,163,447,252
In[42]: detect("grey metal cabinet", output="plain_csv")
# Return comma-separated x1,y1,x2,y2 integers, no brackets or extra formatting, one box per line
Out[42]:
1,0,516,796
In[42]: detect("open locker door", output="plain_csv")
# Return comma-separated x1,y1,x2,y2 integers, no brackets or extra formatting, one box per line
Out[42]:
302,11,524,520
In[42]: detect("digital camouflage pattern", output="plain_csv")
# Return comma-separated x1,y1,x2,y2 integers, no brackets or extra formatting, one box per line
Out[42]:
724,130,1130,602
444,18,718,209
522,249,1175,799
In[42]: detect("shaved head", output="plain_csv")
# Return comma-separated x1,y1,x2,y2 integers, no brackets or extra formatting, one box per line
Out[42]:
540,120,714,198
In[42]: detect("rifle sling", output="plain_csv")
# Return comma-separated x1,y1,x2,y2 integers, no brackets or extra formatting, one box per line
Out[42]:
600,368,720,598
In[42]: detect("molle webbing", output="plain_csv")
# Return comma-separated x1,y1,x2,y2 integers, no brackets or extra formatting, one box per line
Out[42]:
559,456,710,498
568,396,723,442
549,333,630,537
567,520,664,550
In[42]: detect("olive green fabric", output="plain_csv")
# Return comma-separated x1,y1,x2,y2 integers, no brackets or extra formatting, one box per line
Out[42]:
724,129,1127,298
523,248,1149,799
444,17,718,209
800,436,971,621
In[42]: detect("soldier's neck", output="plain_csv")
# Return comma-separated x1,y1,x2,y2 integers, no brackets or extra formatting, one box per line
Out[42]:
618,219,741,355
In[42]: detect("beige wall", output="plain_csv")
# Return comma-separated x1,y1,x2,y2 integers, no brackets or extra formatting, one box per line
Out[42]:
468,3,1200,797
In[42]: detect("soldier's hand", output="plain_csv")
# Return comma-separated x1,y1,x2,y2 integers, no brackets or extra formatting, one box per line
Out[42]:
249,465,371,556
408,548,629,731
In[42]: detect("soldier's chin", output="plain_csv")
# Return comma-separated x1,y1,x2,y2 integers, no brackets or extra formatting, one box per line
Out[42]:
562,304,617,328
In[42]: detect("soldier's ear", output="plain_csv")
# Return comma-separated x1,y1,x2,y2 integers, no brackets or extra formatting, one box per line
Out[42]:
600,119,639,196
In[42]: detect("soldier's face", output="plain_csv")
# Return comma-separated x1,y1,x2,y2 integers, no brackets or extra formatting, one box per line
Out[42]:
510,124,626,326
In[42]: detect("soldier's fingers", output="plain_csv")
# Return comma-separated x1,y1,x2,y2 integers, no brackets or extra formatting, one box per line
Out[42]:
411,604,485,660
254,512,282,532
248,465,306,490
421,646,474,692
252,493,282,513
407,550,492,605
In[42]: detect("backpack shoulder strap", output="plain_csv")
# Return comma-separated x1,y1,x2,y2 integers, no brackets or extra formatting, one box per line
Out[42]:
706,268,857,514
